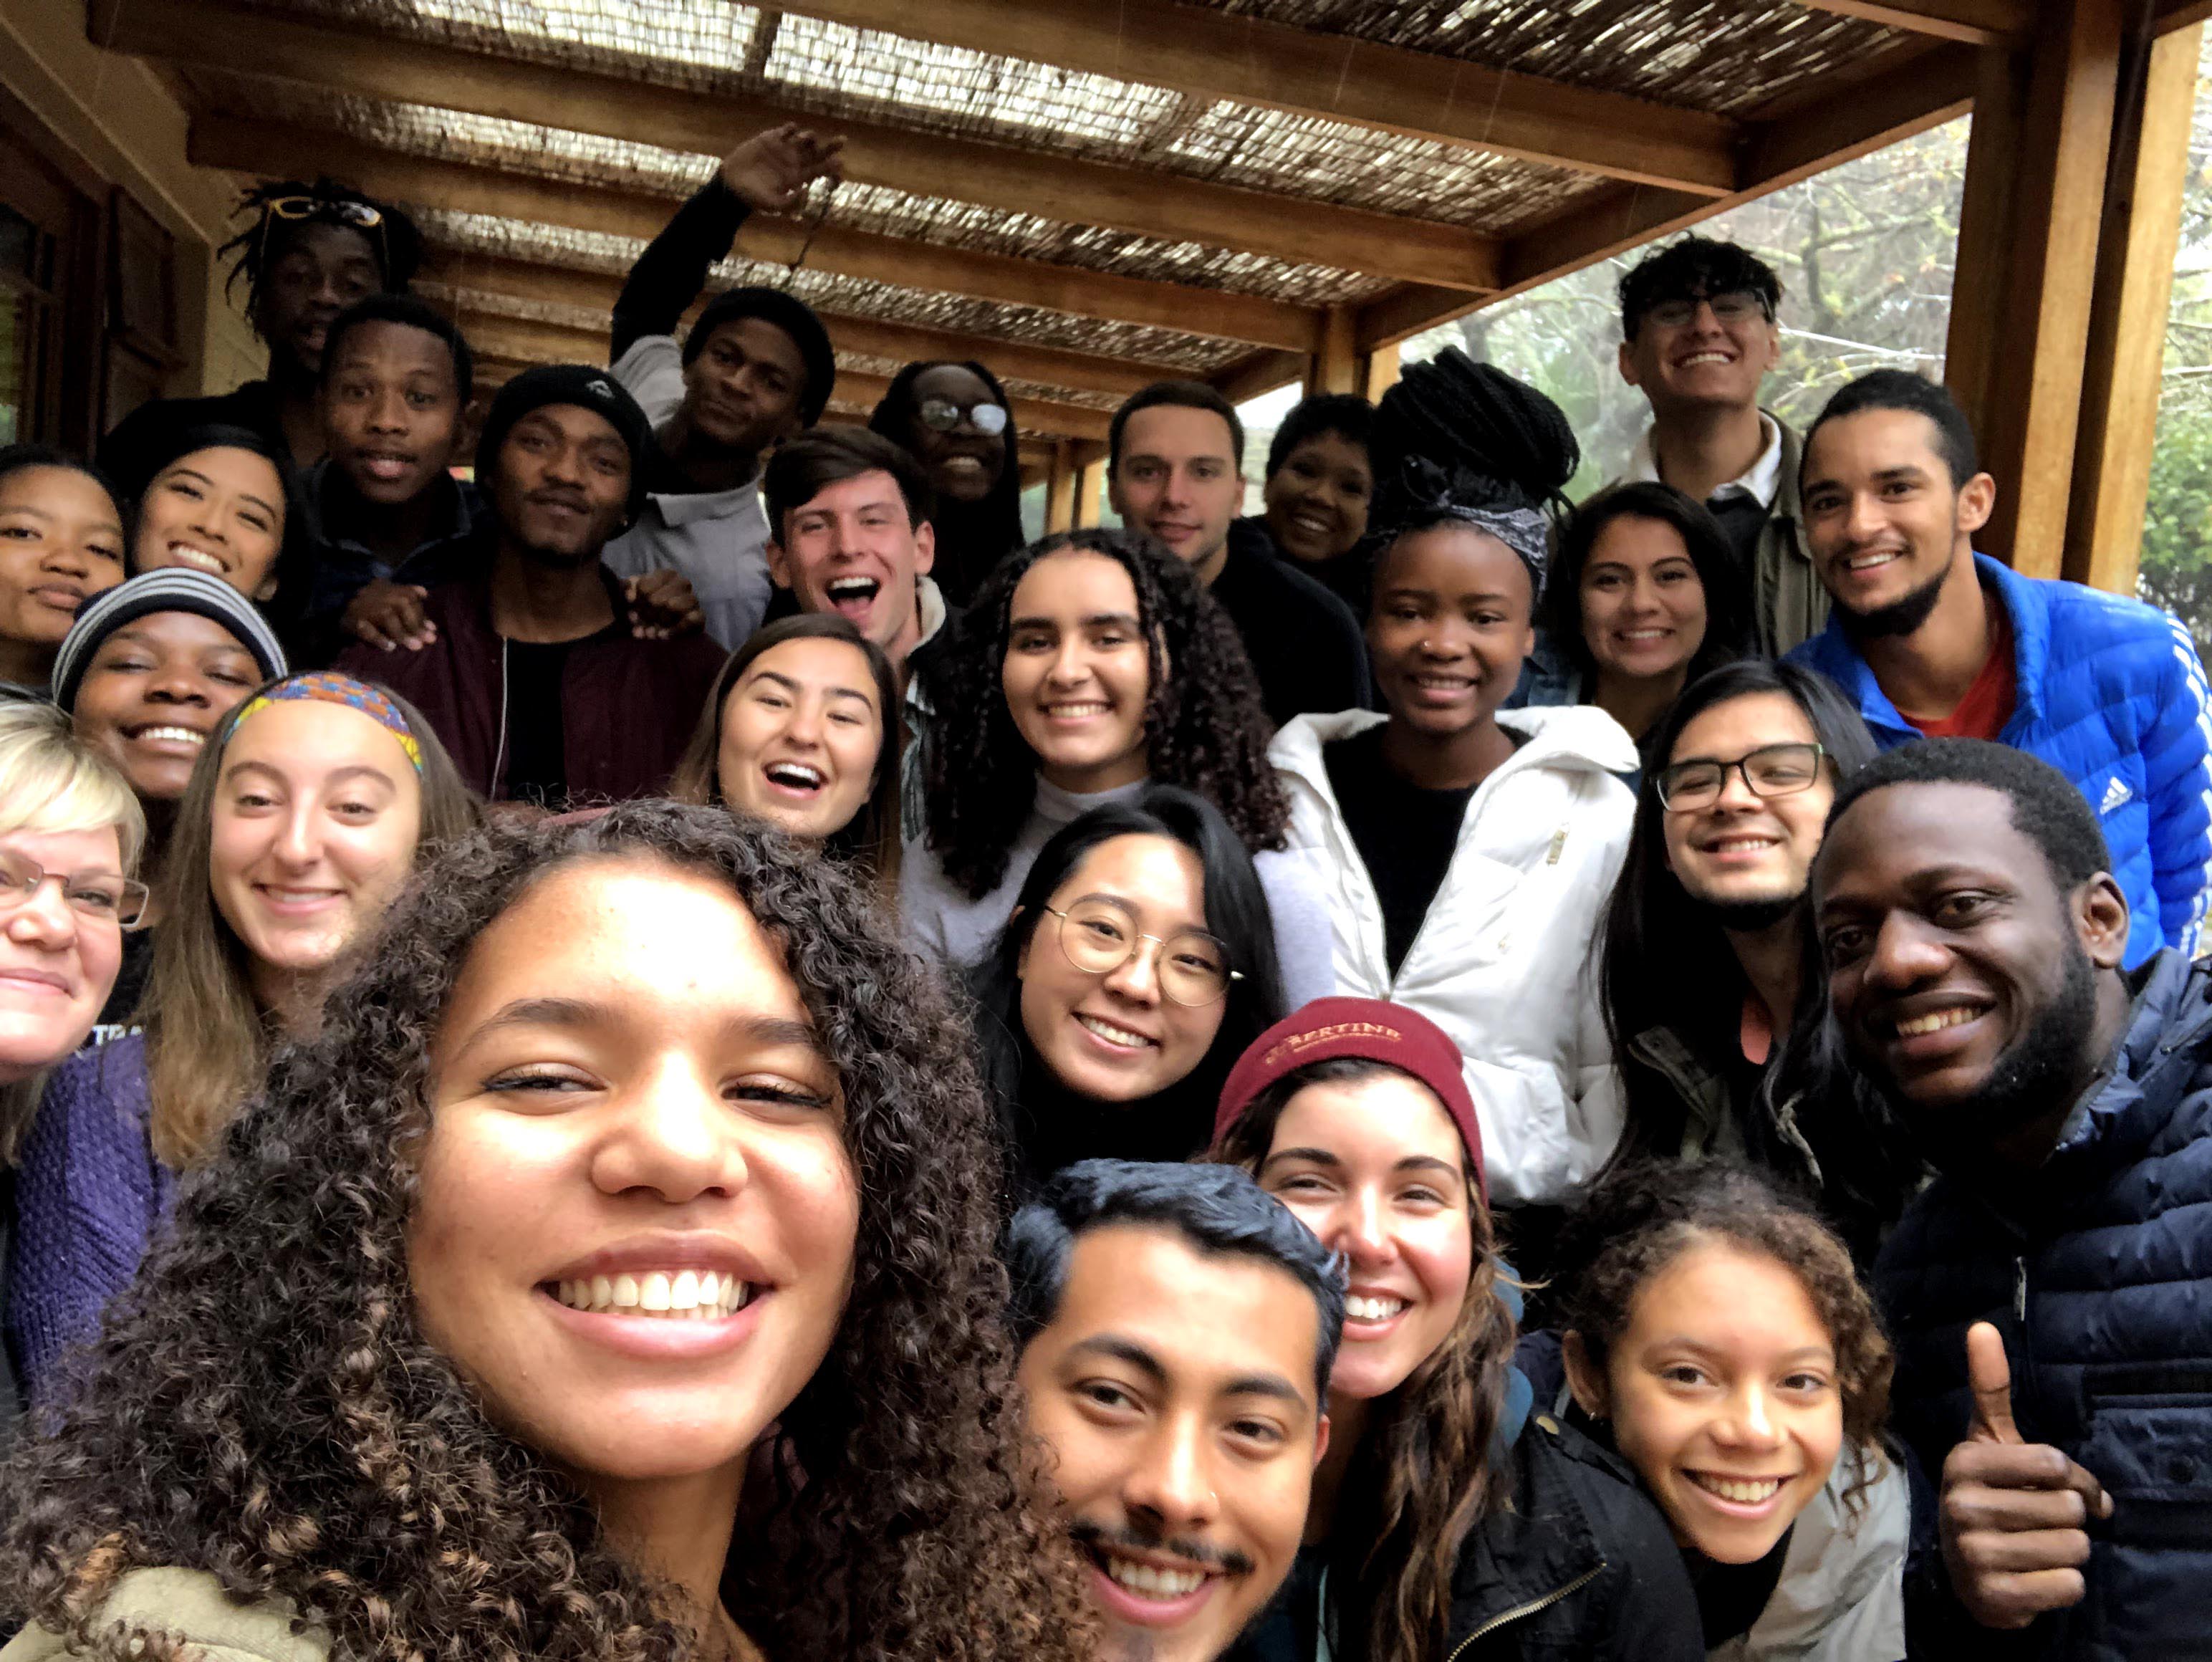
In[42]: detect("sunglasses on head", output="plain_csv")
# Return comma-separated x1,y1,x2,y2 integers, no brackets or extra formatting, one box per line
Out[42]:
261,196,384,229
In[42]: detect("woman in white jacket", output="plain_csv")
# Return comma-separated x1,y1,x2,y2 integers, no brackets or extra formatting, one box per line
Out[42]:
1271,349,1637,1209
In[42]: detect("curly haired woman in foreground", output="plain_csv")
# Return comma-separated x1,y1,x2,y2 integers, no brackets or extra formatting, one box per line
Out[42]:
0,802,1092,1662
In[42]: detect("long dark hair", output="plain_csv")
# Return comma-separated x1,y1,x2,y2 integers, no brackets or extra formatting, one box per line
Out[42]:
918,528,1289,901
1597,660,1917,1253
0,803,1092,1662
118,420,316,647
1211,1055,1514,1662
668,613,903,885
869,360,1025,606
1542,481,1753,687
968,787,1287,1193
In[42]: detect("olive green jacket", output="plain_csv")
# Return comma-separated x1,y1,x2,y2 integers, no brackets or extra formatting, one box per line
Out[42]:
1751,416,1829,657
1,1569,327,1662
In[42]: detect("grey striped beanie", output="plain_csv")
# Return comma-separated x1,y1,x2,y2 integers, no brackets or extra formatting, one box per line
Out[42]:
49,568,288,712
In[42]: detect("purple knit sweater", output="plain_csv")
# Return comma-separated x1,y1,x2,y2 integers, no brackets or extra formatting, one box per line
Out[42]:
3,1034,172,1406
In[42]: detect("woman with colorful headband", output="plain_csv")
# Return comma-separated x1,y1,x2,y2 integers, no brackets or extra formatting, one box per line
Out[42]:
4,671,477,1403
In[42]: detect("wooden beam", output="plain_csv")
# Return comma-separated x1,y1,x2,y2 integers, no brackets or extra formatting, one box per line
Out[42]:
1792,0,2029,47
1212,349,1310,407
420,245,1187,397
1360,342,1402,403
1074,446,1109,529
1308,305,1359,396
1045,441,1079,534
189,117,1322,354
2069,21,2202,591
460,309,1115,440
1946,0,2122,577
1355,42,1978,350
104,0,1500,289
769,0,1738,194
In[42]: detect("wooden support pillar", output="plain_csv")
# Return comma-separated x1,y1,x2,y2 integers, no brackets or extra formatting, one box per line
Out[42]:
1360,341,1402,403
1074,441,1110,529
1942,0,2123,576
1045,439,1079,533
1309,304,1359,395
2067,21,2202,592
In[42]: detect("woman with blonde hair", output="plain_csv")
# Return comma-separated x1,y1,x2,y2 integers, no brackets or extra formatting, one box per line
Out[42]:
5,671,476,1403
0,701,145,1435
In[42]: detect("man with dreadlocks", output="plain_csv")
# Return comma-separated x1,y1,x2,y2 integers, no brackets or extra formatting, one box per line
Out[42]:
1269,348,1639,1239
101,178,421,486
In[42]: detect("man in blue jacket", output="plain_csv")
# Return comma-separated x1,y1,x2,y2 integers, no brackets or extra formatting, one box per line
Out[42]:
1813,738,2212,1658
1787,369,2212,966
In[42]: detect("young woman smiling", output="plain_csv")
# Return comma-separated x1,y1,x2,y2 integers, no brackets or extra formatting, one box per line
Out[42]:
120,421,312,647
47,570,291,1032
1210,999,1704,1662
5,672,476,1402
1531,483,1752,746
670,615,901,884
968,787,1286,1194
0,446,127,701
906,528,1331,1007
0,804,1091,1662
1270,353,1638,1218
1554,1161,1907,1660
1247,393,1376,615
867,360,1023,608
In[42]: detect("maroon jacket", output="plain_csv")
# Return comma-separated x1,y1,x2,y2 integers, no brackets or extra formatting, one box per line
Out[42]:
336,569,727,804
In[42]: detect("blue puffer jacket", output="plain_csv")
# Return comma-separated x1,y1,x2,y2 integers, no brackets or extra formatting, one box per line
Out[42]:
1789,554,2212,968
1875,949,2212,1661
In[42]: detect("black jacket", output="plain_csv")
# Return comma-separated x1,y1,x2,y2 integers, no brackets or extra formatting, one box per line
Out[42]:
1446,1413,1704,1661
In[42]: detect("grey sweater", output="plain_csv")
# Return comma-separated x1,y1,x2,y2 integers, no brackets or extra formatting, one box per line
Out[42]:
898,775,1335,1011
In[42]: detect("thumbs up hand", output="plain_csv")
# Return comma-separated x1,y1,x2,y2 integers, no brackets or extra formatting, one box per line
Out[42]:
1940,1322,2112,1630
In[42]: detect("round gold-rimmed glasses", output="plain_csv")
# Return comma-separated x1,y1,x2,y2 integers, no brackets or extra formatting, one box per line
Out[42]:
1042,896,1241,1007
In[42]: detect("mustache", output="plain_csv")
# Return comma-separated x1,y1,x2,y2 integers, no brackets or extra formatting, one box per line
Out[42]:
1067,1517,1255,1577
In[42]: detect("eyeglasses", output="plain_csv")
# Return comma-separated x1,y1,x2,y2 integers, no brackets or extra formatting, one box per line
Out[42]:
0,848,149,930
918,397,1009,436
1656,742,1827,812
1643,290,1770,330
1043,898,1241,1007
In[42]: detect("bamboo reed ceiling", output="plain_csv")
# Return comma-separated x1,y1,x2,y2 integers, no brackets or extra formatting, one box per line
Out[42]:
99,0,1983,426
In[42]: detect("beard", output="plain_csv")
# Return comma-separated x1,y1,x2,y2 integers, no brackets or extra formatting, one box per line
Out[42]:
1835,562,1948,640
1876,941,2100,1147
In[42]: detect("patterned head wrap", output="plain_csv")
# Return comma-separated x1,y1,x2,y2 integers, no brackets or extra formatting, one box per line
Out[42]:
231,671,424,773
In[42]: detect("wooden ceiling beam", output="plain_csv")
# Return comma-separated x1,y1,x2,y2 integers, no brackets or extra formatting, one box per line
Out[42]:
1792,0,2030,47
459,309,1115,440
418,246,1186,397
100,0,1499,289
769,0,1737,194
1354,41,1978,351
188,117,1322,354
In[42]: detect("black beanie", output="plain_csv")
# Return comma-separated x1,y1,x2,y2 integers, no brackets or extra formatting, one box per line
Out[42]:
476,364,655,527
683,287,837,426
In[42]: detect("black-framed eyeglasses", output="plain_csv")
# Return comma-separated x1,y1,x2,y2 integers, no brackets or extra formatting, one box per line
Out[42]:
1043,898,1241,1007
1644,289,1771,330
918,396,1009,436
1656,742,1827,812
0,847,149,930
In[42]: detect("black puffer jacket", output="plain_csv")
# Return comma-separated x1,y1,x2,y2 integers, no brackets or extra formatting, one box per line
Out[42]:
1445,1413,1703,1661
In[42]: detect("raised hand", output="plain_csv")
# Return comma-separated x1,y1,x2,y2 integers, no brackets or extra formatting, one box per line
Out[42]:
719,123,847,213
1939,1321,2112,1630
343,579,436,652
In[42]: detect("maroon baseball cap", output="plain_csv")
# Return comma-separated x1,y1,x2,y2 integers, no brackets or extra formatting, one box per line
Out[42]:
1213,997,1486,1203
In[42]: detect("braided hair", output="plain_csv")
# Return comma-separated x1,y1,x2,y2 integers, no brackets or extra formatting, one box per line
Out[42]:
216,178,422,328
917,528,1288,901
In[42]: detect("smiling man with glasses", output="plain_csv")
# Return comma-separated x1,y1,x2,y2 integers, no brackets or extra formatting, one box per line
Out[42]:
1612,236,1827,656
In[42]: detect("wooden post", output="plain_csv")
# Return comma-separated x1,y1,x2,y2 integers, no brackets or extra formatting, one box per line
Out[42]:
1941,0,2123,576
1359,341,1402,403
1045,439,1078,533
1309,304,1359,395
1074,441,1109,529
2067,21,2203,593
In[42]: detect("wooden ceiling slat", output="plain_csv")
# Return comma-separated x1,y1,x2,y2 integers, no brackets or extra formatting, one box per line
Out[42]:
767,0,1739,194
188,117,1323,352
1792,0,2029,47
419,245,1183,396
460,309,1116,441
97,0,1501,289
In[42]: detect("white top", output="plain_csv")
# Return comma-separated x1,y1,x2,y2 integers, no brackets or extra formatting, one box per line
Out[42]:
1269,706,1638,1206
898,774,1337,1013
1625,411,1784,507
604,332,773,653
